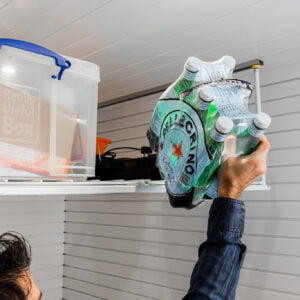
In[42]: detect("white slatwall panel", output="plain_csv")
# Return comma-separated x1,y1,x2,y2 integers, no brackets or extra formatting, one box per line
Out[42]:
63,60,300,299
0,195,64,300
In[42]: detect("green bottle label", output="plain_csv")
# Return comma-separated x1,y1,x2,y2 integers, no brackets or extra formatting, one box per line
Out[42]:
156,100,210,194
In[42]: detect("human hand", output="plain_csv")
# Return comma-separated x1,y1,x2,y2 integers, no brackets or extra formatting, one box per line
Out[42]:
217,135,271,199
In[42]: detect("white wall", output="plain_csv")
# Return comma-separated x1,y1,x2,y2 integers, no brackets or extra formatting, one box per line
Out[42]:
0,195,64,300
62,57,300,300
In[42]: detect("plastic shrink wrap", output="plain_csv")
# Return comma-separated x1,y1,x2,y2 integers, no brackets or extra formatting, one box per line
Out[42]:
147,56,271,209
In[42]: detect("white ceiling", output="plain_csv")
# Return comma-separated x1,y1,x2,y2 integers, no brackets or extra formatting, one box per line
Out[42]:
1,0,300,103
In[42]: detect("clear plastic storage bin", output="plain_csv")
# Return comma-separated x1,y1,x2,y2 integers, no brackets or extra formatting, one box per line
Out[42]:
0,39,100,179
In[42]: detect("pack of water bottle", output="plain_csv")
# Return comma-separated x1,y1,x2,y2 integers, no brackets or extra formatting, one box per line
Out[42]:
147,56,271,209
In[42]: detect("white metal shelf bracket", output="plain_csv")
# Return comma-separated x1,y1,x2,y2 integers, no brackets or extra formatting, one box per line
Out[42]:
251,62,269,190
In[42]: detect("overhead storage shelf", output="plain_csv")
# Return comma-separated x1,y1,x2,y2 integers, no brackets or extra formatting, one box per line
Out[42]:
0,179,268,196
0,180,136,196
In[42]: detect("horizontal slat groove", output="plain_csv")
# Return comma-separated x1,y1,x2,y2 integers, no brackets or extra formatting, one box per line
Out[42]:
64,254,300,284
268,164,300,168
63,287,107,300
63,232,197,247
64,227,300,240
65,198,300,203
64,221,300,238
64,239,300,260
249,93,300,104
238,283,300,297
65,210,300,220
65,209,300,220
242,267,300,278
98,110,154,125
65,221,205,232
64,265,186,293
64,264,184,288
65,247,195,264
64,265,186,299
64,276,159,300
65,277,159,300
63,263,187,292
63,230,300,248
65,199,300,203
261,76,300,88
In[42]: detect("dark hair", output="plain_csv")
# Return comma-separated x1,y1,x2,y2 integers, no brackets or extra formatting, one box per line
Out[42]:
0,232,32,300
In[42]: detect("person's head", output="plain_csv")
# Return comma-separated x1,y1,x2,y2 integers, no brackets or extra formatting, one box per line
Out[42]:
0,232,42,300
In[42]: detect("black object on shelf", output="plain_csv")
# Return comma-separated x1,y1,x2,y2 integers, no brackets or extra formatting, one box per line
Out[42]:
93,146,162,181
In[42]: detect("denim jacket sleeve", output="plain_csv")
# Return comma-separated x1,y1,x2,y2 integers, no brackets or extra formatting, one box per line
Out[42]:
182,197,247,300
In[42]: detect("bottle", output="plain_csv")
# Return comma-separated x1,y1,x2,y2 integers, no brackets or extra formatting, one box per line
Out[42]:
160,57,200,100
237,113,271,155
206,116,234,157
196,85,213,123
195,116,233,188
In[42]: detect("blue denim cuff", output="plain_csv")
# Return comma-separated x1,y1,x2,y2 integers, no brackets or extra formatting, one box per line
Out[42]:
207,197,245,242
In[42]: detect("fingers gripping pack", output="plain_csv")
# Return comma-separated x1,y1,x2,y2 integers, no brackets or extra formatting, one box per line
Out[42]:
147,56,271,209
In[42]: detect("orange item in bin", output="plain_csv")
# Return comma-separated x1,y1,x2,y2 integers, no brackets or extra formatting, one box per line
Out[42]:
96,137,112,155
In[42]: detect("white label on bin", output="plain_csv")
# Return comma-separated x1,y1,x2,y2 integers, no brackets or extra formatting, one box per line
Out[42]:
0,82,40,144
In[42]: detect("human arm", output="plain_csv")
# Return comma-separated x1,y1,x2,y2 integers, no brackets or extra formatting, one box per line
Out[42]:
182,136,270,300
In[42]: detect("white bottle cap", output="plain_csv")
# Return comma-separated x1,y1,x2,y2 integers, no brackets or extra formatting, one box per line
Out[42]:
199,86,213,102
254,113,271,130
215,116,234,134
184,57,201,73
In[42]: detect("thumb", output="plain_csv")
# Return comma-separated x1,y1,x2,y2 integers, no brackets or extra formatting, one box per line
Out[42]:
220,135,237,163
